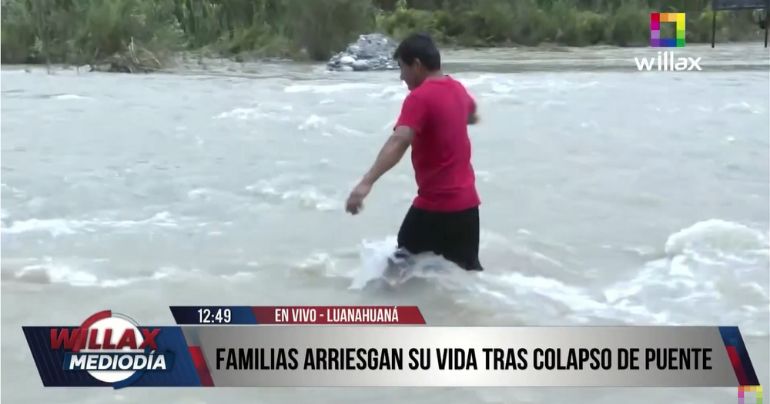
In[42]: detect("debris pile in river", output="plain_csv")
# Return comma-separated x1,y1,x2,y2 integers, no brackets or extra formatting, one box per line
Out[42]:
327,33,399,72
90,38,163,73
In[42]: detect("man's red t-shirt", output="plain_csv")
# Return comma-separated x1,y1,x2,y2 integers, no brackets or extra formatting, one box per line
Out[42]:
395,75,480,212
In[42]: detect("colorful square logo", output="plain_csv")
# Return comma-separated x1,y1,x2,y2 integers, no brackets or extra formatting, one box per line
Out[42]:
739,385,763,404
650,12,685,47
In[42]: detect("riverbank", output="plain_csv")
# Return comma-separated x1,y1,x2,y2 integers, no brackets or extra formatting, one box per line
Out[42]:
4,43,769,79
1,0,767,71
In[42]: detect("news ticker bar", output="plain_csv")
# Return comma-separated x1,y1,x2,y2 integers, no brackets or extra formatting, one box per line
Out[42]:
178,326,759,387
169,306,426,325
21,307,762,389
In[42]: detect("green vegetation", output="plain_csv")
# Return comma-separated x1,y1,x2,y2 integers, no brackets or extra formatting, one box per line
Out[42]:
1,0,765,69
377,0,764,47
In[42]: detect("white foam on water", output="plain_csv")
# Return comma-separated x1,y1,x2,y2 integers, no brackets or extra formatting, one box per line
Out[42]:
10,261,259,288
52,94,91,100
187,188,213,200
11,260,182,288
281,187,339,211
604,219,769,336
245,179,282,197
16,261,97,286
246,178,339,212
293,252,340,278
473,283,515,304
458,75,599,94
2,218,84,236
335,258,624,324
2,211,180,236
603,256,768,335
695,105,714,113
350,236,397,289
1,183,27,198
342,219,768,334
490,83,513,94
493,272,606,313
213,103,293,121
214,107,259,120
97,211,179,229
479,231,570,273
100,269,178,287
367,84,406,100
664,219,768,256
349,236,458,290
296,116,365,137
479,92,522,102
456,74,497,88
298,114,327,130
284,83,378,94
333,124,367,137
221,271,256,282
528,250,565,269
720,101,762,114
469,270,671,326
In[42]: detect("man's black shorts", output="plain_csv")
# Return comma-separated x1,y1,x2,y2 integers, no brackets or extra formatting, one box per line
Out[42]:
396,205,483,271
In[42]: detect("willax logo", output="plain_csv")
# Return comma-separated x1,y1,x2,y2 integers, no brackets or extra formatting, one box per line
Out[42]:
634,12,702,71
650,12,685,47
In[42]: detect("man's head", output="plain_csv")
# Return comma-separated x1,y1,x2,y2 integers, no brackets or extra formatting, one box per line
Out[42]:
393,33,441,90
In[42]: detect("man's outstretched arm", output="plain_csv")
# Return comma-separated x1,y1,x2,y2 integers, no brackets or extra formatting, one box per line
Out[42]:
362,126,413,185
345,126,414,214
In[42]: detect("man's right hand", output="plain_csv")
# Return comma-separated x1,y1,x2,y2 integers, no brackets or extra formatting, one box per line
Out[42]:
345,181,372,215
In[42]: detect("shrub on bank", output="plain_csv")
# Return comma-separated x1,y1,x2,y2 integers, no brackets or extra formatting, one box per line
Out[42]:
286,0,377,61
1,0,182,68
603,1,649,46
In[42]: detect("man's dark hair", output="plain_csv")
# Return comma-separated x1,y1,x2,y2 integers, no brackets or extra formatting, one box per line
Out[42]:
393,33,441,71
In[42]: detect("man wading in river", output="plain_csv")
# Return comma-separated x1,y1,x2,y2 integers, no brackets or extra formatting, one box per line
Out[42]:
345,33,483,271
